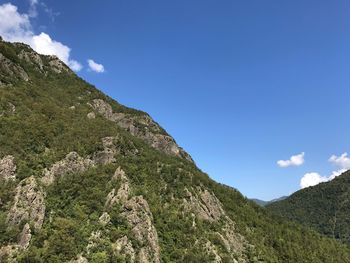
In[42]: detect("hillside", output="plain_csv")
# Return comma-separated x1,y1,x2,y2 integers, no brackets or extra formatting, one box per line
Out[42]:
267,170,350,244
1,38,350,262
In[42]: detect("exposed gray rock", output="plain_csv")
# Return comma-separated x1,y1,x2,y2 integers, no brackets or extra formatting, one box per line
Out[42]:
92,136,138,165
89,99,193,162
204,240,222,263
41,152,94,186
98,212,110,226
0,244,19,262
217,219,246,257
105,167,130,207
121,196,160,263
86,231,102,254
87,112,96,119
182,187,246,260
112,236,136,263
0,155,16,181
7,176,45,231
89,99,125,122
0,53,29,81
18,223,31,249
48,55,70,73
92,137,117,165
18,49,44,71
183,187,225,222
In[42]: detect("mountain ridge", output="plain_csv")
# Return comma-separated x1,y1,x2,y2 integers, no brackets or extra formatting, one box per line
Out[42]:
1,38,350,262
267,170,350,244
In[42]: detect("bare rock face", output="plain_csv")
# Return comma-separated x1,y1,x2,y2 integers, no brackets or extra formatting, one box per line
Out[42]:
89,99,193,162
92,136,138,165
18,223,32,249
41,152,94,186
0,244,19,262
87,112,96,119
7,176,45,231
183,187,246,260
105,167,130,207
121,196,161,263
98,212,110,226
183,187,225,222
92,137,118,165
0,155,16,181
48,55,70,73
0,53,29,82
204,240,222,263
112,236,136,262
18,49,44,71
105,168,160,263
86,231,102,254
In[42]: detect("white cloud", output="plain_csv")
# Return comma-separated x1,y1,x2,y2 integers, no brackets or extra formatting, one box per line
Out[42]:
299,152,350,189
88,59,105,73
300,172,328,189
277,152,305,168
329,153,350,170
0,3,82,71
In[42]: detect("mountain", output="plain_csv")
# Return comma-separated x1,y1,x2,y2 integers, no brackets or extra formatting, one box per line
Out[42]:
251,196,288,207
1,38,350,262
267,170,350,244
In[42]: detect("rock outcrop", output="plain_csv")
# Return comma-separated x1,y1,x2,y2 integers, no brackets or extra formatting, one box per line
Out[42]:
182,186,246,260
41,152,94,186
7,176,45,231
0,155,16,181
183,187,225,222
18,223,32,249
113,236,136,262
105,167,161,263
105,167,130,207
18,49,44,71
48,55,70,73
121,196,161,263
89,99,193,162
0,52,29,82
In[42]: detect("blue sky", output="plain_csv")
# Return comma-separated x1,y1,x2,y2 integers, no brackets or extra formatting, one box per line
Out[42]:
1,0,350,200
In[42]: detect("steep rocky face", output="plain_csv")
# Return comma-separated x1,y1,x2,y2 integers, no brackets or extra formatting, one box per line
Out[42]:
89,99,193,162
41,152,94,186
0,53,29,83
104,168,161,263
7,176,45,231
0,155,16,181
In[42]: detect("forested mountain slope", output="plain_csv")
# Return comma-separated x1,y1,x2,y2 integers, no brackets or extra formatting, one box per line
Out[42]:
1,38,350,262
267,170,350,244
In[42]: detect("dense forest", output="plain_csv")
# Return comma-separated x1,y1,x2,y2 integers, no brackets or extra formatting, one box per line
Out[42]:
268,170,350,244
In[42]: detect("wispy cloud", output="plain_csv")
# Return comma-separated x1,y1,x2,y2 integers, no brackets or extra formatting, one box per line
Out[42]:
88,59,105,73
277,152,305,168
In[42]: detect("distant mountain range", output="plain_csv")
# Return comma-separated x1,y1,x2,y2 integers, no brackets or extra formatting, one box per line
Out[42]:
251,196,288,207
